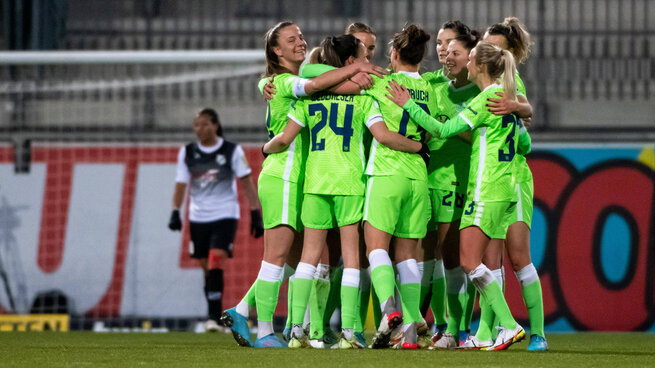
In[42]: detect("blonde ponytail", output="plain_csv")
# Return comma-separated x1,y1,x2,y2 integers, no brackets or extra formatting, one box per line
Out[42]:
500,49,516,101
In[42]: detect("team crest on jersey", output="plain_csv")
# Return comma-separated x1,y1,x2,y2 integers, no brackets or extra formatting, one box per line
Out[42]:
215,154,227,165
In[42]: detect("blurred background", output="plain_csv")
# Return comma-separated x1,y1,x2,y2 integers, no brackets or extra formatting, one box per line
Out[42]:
0,0,653,332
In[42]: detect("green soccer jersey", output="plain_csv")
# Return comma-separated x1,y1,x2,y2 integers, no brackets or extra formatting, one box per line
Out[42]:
364,72,437,181
422,68,450,85
514,72,532,184
428,81,480,190
288,94,383,195
455,84,519,202
417,84,519,202
260,73,310,183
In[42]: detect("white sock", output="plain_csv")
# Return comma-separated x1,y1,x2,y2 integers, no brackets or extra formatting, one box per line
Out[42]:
433,259,445,279
258,321,274,339
491,268,504,290
515,263,539,287
368,249,393,311
397,259,420,285
342,268,360,288
235,300,249,318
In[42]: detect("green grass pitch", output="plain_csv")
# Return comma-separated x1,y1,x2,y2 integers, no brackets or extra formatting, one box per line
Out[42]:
2,331,654,367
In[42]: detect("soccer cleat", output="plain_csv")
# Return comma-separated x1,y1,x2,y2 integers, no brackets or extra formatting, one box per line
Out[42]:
418,333,433,349
254,333,286,348
371,311,402,349
309,339,325,349
288,334,309,349
487,324,526,351
428,332,457,350
458,335,493,350
354,332,367,348
322,327,339,346
527,334,549,351
220,308,253,347
431,330,444,344
204,319,220,332
331,335,366,349
458,330,470,345
282,327,292,342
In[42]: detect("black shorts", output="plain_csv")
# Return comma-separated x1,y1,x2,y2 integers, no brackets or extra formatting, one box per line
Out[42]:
189,218,238,259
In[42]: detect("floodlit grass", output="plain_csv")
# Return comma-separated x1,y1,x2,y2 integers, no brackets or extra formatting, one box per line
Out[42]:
2,331,654,367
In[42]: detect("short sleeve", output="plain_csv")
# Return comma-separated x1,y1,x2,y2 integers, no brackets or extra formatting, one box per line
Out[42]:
363,98,383,128
288,99,307,127
175,146,190,183
232,145,252,178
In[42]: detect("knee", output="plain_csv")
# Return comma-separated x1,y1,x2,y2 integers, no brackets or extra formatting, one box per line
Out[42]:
208,250,227,270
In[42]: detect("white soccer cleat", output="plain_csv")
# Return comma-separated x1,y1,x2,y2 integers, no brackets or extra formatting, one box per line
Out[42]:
204,319,220,332
488,324,526,351
309,339,325,349
428,332,457,350
458,335,493,350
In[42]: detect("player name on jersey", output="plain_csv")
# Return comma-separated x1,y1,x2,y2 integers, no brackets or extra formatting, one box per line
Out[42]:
310,93,355,102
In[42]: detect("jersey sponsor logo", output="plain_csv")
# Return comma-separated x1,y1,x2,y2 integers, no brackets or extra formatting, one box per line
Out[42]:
197,169,218,188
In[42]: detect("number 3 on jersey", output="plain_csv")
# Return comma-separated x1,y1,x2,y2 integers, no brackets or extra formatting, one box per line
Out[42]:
308,102,354,152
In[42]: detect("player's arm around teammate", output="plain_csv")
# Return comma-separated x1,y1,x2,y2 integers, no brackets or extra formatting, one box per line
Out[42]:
388,41,526,350
482,17,547,351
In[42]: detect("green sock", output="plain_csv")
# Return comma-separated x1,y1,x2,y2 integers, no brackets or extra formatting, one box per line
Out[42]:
430,276,447,326
399,282,421,324
291,277,313,325
461,282,476,332
480,280,516,330
371,283,381,329
243,281,256,306
285,277,294,329
323,266,343,327
419,260,435,309
355,269,370,333
255,279,280,323
370,264,396,310
309,276,330,339
522,280,545,337
341,285,359,329
445,292,465,335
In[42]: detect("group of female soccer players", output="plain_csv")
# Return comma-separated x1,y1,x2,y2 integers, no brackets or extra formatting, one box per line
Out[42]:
221,17,548,352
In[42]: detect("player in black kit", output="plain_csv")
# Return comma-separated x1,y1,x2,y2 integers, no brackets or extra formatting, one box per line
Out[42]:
168,108,264,331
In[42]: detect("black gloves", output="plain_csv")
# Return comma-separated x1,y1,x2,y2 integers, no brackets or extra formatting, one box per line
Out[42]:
418,142,431,168
251,209,264,238
168,209,182,231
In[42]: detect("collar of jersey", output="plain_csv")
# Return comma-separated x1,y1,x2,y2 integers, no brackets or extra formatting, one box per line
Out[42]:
196,137,224,153
449,80,477,92
483,83,502,92
396,70,421,79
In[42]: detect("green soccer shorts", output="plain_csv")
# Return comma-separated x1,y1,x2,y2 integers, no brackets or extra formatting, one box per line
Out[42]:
363,175,430,238
258,173,303,231
460,200,516,239
301,193,364,229
506,179,534,229
427,188,466,230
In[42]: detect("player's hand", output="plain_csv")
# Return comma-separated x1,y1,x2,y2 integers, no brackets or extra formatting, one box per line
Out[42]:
418,142,431,168
250,209,264,238
168,209,182,231
522,116,532,128
263,77,276,101
350,72,373,89
486,92,517,115
386,80,410,107
356,63,389,78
